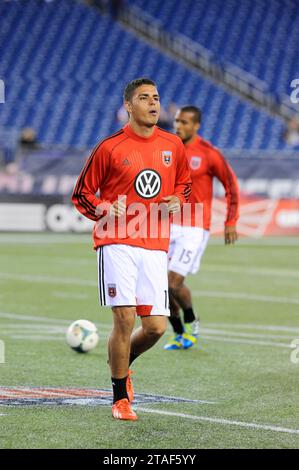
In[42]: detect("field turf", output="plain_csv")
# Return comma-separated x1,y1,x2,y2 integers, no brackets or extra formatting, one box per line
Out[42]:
0,233,298,449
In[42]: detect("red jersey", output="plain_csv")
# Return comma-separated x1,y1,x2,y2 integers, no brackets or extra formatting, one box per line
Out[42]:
184,135,239,229
72,124,191,251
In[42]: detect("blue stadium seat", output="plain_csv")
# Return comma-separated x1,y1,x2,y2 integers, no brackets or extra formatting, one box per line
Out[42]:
0,0,288,149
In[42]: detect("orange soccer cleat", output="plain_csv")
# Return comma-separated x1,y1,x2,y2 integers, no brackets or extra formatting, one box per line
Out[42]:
126,369,134,403
112,398,138,421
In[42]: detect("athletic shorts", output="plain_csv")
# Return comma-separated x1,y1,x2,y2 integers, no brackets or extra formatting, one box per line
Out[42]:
168,224,210,277
97,244,170,316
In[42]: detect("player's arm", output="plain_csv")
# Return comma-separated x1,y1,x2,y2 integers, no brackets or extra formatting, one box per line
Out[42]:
71,144,111,221
163,141,192,213
210,149,239,244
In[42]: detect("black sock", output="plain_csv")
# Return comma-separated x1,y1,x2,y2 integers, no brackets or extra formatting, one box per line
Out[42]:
129,353,138,366
183,307,196,323
111,376,128,404
169,316,184,335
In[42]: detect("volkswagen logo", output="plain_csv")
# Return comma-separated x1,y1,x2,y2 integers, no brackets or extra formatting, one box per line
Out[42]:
134,169,161,199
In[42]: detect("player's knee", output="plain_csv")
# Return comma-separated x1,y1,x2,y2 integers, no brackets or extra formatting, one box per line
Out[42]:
168,271,184,294
112,307,135,336
144,322,166,340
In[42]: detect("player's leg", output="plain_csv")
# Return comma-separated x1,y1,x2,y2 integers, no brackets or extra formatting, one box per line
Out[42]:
163,292,185,350
97,245,138,420
109,306,136,378
130,248,169,358
166,226,208,349
168,270,199,349
129,315,167,358
164,224,185,349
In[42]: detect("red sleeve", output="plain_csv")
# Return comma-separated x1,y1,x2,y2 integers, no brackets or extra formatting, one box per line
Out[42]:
209,149,239,226
71,143,110,221
174,140,192,204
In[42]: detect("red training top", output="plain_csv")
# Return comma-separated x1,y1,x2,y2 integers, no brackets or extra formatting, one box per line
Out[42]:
182,135,239,229
72,124,192,251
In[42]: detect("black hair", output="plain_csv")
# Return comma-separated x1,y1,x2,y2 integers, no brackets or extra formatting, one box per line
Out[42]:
180,105,202,123
123,78,157,102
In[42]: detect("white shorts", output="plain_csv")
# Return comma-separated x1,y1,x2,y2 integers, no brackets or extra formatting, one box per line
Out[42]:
168,224,210,277
97,244,170,316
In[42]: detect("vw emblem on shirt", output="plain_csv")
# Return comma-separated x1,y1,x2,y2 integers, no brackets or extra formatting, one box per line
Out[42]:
134,169,162,199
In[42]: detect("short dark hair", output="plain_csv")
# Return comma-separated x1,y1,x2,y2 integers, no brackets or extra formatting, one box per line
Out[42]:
180,105,202,124
123,78,157,102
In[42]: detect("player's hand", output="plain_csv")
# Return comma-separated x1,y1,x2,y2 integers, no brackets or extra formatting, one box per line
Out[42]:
224,225,238,244
162,195,181,214
109,196,126,218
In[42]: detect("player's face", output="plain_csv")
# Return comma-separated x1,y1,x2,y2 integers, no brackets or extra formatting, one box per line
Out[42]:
125,85,160,127
174,111,200,143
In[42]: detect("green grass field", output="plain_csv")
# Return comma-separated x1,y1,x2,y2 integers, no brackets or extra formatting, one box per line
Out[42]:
0,233,298,449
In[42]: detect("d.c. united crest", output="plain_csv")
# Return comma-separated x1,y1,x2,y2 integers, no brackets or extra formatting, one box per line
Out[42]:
162,150,172,166
108,284,117,298
190,156,202,170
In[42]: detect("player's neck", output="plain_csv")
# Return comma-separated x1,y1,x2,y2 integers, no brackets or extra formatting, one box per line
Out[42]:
184,134,198,146
128,120,156,139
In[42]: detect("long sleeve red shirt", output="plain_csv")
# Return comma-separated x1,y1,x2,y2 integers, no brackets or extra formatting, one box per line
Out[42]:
72,124,192,251
184,135,239,229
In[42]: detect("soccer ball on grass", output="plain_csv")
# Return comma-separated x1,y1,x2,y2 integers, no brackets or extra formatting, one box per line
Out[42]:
66,319,99,353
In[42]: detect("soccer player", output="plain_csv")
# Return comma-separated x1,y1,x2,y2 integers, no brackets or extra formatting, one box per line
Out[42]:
164,105,239,350
72,78,191,420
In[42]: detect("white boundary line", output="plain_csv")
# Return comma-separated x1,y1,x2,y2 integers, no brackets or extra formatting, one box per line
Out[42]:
193,290,299,305
138,408,299,436
0,272,96,287
204,322,299,334
1,272,298,305
1,312,298,335
0,312,112,330
203,264,299,279
202,335,290,348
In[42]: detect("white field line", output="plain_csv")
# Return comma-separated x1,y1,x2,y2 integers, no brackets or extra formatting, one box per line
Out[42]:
202,335,290,348
8,335,65,341
209,237,299,247
203,264,299,279
0,272,96,287
0,312,71,324
1,272,298,305
2,324,292,340
0,234,91,245
0,313,296,347
0,313,112,331
51,291,90,300
2,329,291,348
0,323,67,335
193,290,299,305
204,322,299,334
138,408,299,436
201,328,294,341
2,311,297,336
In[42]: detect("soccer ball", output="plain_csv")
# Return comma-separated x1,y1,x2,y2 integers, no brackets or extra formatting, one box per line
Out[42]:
66,319,99,353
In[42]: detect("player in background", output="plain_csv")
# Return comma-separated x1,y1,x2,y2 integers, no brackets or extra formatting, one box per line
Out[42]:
72,79,191,420
164,105,239,350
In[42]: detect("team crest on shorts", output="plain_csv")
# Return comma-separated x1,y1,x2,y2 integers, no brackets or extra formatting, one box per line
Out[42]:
108,284,117,298
162,151,172,166
190,156,202,170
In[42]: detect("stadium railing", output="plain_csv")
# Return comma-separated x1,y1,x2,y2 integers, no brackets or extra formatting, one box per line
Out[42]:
119,4,299,121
